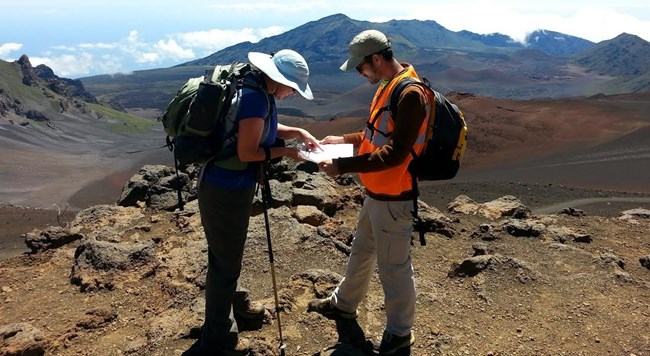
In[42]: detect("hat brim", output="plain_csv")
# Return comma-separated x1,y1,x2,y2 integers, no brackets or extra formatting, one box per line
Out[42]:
248,52,313,100
340,54,364,72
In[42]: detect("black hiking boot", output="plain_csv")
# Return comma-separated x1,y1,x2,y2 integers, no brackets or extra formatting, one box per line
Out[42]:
307,297,357,320
377,330,415,355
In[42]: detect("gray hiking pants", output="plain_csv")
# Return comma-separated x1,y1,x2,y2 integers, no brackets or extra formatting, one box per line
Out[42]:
331,196,416,337
197,182,256,351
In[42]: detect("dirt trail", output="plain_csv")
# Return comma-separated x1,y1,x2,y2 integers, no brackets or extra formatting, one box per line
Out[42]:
533,197,650,214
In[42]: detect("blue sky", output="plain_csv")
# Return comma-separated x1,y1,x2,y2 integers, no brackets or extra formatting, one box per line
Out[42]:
1,0,649,78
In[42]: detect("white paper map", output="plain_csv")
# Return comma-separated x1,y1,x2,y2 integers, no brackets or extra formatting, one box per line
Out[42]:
299,143,354,163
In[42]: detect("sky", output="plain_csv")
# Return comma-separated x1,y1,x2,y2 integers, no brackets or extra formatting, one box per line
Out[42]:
1,0,649,78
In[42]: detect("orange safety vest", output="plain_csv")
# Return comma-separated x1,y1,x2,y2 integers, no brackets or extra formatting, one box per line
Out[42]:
358,65,428,198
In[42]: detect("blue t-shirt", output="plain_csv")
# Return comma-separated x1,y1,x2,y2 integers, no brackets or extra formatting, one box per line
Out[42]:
202,76,277,190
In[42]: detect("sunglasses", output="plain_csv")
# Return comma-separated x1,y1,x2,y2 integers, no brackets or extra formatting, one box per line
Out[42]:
355,57,370,73
355,48,391,73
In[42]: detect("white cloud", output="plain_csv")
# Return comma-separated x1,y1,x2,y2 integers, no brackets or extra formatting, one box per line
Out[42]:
21,26,281,77
30,53,96,77
175,26,286,51
30,52,126,77
154,39,195,61
400,2,650,43
79,43,116,49
0,43,23,58
51,45,78,51
556,6,650,42
257,26,285,39
133,52,157,63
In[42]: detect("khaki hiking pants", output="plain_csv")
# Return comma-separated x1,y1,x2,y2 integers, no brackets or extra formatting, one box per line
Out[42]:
331,196,416,337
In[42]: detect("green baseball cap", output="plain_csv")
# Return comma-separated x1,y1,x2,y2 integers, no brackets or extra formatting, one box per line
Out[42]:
340,30,391,71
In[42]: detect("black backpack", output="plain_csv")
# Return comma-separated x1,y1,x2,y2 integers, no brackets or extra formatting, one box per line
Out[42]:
387,77,468,245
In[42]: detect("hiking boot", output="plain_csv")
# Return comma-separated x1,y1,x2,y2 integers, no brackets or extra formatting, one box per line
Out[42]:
378,330,415,355
233,290,266,320
221,337,251,356
307,297,357,320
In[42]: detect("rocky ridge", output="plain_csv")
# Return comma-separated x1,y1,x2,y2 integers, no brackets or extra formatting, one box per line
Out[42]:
0,55,100,123
1,162,649,355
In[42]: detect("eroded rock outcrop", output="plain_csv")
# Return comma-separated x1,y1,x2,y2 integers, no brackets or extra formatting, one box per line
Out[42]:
449,195,531,220
0,322,47,356
70,239,157,292
23,226,84,253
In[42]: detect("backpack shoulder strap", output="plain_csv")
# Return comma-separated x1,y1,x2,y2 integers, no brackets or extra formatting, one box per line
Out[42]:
388,76,421,119
365,76,421,139
221,70,272,150
240,69,271,116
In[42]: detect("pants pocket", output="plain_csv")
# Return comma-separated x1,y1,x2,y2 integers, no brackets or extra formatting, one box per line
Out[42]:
385,236,411,265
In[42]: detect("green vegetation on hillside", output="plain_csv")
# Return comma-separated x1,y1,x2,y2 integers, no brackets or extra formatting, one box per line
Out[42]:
90,104,156,134
1,58,155,135
0,61,53,105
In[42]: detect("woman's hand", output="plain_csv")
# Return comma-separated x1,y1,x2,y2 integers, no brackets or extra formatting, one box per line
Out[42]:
298,129,323,152
277,124,322,152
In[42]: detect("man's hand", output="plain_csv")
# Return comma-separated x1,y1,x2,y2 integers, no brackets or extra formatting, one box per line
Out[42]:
318,159,340,176
319,135,345,145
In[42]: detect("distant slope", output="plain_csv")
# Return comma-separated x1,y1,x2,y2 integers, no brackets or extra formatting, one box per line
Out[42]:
573,34,650,76
0,55,156,154
81,14,650,117
77,65,215,113
298,91,650,172
0,56,163,208
572,34,650,94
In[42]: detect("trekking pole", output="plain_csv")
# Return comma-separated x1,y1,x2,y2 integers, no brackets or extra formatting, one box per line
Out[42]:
259,163,287,355
168,137,184,211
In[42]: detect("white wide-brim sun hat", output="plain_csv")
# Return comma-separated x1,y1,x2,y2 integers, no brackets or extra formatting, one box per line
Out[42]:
248,49,313,100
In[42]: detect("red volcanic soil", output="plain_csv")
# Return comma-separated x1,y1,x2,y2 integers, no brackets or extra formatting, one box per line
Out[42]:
1,92,649,260
300,91,650,172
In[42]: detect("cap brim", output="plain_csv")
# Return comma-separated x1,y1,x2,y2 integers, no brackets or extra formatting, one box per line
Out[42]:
248,52,313,100
340,54,364,72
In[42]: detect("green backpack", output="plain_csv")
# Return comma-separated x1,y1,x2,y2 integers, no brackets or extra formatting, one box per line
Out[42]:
160,62,265,167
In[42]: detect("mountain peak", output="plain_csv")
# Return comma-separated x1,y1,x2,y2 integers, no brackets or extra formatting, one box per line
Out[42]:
525,29,594,57
16,54,39,86
319,13,351,21
17,54,32,68
611,32,648,44
573,31,650,76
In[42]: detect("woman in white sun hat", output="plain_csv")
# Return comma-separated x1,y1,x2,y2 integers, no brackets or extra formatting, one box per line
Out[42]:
185,49,319,356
